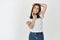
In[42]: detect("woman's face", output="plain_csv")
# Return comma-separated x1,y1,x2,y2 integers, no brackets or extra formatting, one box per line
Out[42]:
32,5,39,15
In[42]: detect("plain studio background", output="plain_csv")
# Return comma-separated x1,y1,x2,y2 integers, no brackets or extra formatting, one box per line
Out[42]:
0,0,60,40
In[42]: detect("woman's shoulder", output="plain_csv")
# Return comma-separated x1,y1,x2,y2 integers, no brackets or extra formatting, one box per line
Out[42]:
26,17,32,21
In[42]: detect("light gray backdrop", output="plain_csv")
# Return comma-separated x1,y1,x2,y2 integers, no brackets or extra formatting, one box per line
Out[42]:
0,0,60,40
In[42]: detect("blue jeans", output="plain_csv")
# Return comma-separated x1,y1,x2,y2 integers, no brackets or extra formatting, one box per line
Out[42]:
29,32,44,40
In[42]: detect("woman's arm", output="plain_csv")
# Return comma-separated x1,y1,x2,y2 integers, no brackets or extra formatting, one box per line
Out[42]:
40,3,47,17
26,19,35,29
26,15,37,29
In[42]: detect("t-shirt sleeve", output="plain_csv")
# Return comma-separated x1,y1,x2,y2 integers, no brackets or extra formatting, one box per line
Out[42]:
26,17,32,22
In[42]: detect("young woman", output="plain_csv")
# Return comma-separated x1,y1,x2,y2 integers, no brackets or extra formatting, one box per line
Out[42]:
26,3,47,40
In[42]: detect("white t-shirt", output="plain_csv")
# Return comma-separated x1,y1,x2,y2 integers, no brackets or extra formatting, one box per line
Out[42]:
26,13,44,33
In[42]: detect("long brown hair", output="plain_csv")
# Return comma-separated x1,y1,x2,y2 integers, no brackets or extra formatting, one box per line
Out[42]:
30,3,41,19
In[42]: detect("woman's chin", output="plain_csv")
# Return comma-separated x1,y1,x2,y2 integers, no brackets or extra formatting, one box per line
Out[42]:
33,13,37,15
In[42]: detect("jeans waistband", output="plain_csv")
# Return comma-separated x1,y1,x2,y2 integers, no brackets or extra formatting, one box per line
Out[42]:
30,32,43,34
